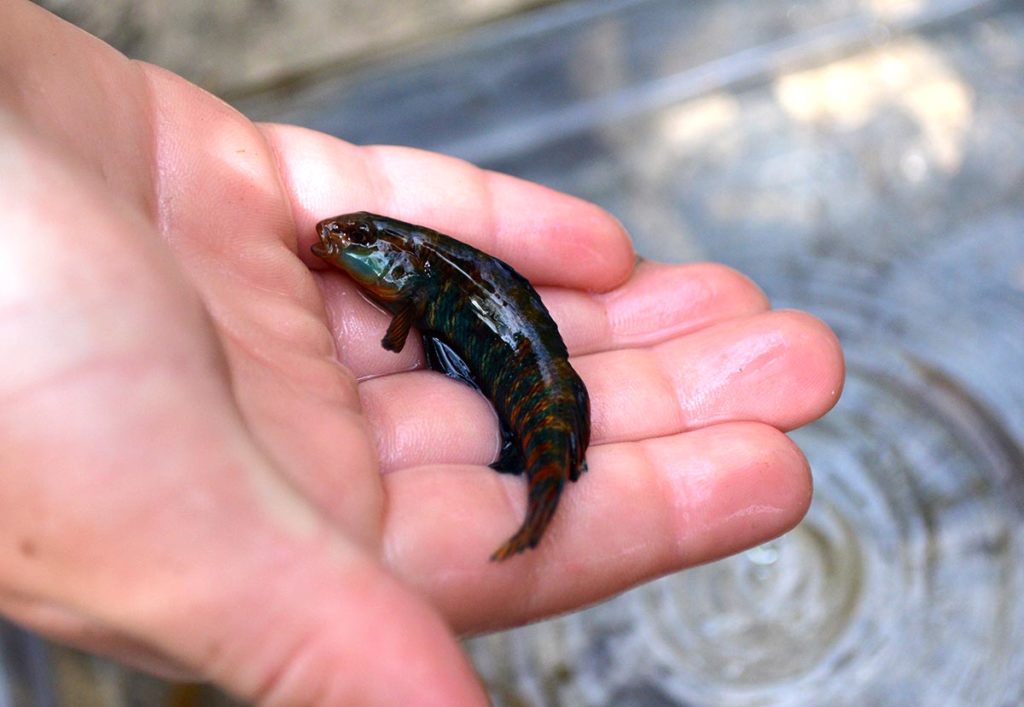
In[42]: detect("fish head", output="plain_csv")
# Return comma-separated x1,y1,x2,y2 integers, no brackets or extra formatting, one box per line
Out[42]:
313,212,425,302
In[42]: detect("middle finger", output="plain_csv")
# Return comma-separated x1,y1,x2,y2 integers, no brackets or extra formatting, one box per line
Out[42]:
361,308,842,472
317,260,771,381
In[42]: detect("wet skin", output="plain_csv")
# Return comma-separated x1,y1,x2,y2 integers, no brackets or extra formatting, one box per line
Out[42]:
313,212,590,560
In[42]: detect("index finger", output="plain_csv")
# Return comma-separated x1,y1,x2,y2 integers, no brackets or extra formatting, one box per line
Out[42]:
261,124,636,291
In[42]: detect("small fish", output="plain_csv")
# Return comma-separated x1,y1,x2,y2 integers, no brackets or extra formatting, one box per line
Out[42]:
312,212,590,560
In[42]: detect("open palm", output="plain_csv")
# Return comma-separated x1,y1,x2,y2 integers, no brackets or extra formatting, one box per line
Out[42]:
0,3,842,705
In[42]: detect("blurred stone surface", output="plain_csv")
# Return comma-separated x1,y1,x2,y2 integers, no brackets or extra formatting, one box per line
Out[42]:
33,0,558,96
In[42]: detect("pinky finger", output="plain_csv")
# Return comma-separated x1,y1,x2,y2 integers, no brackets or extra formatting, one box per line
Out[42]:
383,422,812,634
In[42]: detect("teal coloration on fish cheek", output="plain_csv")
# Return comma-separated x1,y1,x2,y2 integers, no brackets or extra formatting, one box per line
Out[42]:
337,248,393,284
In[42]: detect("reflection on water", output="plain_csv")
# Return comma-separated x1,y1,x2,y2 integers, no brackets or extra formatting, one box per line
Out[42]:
466,2,1024,705
469,213,1024,704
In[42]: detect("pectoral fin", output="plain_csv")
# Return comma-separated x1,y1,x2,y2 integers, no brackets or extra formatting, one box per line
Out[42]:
381,302,419,352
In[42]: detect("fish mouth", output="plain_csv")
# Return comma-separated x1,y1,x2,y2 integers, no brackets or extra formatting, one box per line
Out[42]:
311,222,335,257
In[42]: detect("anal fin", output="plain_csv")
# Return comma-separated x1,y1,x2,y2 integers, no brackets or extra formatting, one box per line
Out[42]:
423,335,525,476
423,335,478,390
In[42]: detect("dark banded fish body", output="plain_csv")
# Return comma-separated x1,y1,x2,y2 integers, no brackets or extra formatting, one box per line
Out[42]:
312,212,590,560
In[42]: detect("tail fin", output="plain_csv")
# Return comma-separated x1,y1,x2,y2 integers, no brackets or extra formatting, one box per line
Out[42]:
490,475,564,561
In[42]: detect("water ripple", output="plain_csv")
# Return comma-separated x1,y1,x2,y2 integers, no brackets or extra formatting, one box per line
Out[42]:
469,209,1024,706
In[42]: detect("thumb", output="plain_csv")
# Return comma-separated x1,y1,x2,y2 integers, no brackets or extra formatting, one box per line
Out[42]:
0,117,486,705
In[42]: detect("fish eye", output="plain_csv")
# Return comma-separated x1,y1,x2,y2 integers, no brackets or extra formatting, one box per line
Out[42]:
347,222,374,244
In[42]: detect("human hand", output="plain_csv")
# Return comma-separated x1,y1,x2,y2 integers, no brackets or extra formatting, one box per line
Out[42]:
0,2,843,705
